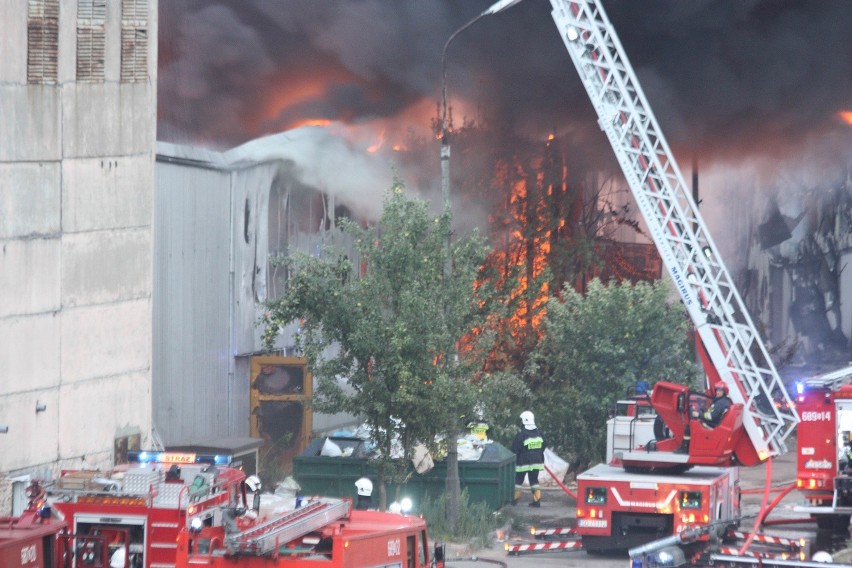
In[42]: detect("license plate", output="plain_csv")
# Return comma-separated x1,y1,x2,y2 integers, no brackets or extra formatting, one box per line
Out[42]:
578,519,607,528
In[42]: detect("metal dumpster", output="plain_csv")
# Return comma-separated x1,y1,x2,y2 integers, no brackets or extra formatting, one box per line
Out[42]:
292,438,515,510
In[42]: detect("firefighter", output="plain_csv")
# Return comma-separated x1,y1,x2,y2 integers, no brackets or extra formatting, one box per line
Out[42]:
355,477,373,510
512,410,546,508
702,383,732,428
109,546,126,568
241,475,262,519
839,441,852,474
466,405,490,441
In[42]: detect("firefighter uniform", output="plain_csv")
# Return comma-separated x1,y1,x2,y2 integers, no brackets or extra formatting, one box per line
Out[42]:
703,385,733,428
512,411,546,507
840,444,852,474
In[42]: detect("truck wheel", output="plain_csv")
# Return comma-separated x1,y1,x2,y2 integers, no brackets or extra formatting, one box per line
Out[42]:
813,514,850,532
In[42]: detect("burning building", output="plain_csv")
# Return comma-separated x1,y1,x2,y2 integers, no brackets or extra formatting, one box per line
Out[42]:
154,132,385,465
743,169,852,369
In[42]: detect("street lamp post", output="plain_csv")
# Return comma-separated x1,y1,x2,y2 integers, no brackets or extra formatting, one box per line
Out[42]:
438,0,525,531
440,0,525,220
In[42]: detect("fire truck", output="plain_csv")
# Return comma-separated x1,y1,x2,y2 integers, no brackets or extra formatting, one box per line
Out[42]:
45,451,247,568
576,464,739,553
1,483,67,568
173,495,444,568
791,366,852,531
534,0,826,550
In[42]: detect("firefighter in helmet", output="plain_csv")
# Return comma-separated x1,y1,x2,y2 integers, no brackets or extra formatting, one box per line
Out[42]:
512,410,546,507
466,404,490,442
702,383,732,428
355,477,373,510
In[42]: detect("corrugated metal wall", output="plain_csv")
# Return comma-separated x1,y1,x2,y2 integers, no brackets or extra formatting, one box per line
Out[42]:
153,143,364,446
154,150,234,444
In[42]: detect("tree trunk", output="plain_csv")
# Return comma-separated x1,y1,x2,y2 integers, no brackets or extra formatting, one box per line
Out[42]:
378,474,387,511
445,435,461,531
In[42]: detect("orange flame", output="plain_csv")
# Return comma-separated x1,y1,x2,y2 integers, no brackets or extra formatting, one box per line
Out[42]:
839,111,852,125
483,158,554,344
290,118,332,129
367,129,386,153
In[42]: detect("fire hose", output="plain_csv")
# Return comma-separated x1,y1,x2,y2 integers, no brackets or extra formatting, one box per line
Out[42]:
544,465,577,501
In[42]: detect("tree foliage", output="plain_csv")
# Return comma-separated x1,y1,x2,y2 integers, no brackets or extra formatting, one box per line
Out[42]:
261,181,509,509
526,279,698,470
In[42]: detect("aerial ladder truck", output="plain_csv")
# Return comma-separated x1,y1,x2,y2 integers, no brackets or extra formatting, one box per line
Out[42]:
531,0,811,553
548,0,799,471
533,0,852,553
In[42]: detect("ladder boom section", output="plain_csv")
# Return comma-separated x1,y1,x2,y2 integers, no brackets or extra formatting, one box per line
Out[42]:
549,0,798,458
225,498,351,555
803,365,852,391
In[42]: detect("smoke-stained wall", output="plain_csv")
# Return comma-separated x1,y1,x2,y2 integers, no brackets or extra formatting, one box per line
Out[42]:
154,141,363,446
744,176,852,368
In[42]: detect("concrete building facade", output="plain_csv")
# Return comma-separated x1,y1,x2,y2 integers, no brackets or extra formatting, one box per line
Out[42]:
0,0,157,512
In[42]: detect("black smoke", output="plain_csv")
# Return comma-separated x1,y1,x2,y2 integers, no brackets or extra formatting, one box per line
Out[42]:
159,0,852,161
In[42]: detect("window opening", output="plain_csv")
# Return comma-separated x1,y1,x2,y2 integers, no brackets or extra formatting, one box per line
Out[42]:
77,0,106,81
27,0,59,84
120,0,148,82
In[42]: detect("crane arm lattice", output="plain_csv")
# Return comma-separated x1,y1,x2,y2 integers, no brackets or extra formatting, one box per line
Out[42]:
549,0,798,459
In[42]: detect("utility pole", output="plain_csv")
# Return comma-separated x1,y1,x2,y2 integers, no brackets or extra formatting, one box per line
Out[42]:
439,0,525,531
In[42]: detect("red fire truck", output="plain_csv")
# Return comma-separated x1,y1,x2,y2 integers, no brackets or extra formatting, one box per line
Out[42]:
576,463,739,553
1,483,67,568
174,496,444,568
45,451,247,568
536,0,808,552
537,0,852,552
791,366,852,531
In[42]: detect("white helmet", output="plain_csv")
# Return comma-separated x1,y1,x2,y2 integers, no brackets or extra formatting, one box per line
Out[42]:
355,477,373,497
245,475,262,493
109,547,126,568
520,411,536,429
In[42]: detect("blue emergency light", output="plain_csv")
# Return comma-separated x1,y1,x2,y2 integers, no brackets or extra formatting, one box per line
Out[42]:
129,451,231,466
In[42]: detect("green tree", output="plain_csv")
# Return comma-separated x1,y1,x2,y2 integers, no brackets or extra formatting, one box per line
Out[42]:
262,181,506,525
526,279,698,470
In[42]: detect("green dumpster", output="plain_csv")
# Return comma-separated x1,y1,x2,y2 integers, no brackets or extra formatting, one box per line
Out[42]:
292,438,515,510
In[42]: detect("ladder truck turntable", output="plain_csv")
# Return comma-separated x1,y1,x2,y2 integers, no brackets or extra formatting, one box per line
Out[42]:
502,0,852,555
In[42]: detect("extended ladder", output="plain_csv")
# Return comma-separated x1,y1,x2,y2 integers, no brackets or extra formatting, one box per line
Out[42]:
225,498,351,555
549,0,798,458
803,365,852,390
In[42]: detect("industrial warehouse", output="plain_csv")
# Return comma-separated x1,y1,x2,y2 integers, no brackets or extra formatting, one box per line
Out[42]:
2,1,852,567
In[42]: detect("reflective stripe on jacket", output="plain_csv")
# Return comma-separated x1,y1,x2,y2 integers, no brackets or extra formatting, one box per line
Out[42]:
512,427,546,469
